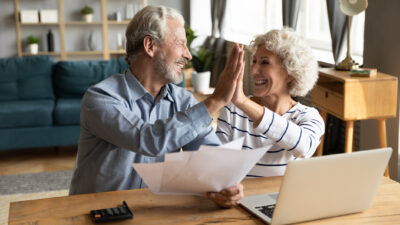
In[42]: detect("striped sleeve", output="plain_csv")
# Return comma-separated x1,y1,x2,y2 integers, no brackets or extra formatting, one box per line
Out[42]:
216,105,233,143
254,107,325,158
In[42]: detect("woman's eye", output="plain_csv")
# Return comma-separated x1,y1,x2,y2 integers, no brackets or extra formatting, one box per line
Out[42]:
252,60,257,64
261,60,269,64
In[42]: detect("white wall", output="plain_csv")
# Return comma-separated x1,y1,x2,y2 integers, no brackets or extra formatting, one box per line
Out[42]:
361,0,400,180
0,0,189,59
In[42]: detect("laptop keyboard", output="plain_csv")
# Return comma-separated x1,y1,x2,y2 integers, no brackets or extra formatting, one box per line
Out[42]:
255,204,276,218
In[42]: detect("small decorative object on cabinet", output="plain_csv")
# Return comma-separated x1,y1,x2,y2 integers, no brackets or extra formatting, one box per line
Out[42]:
117,32,123,50
87,30,98,51
27,35,39,54
20,10,39,23
14,0,148,60
81,5,94,22
39,10,58,23
115,12,122,22
335,0,368,70
47,29,54,52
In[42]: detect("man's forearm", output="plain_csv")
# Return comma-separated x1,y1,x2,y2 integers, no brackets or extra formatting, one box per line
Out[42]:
203,95,226,117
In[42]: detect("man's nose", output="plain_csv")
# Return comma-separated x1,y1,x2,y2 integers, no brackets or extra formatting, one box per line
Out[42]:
184,46,192,61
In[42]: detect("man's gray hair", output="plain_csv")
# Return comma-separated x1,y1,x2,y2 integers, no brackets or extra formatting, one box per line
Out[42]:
125,5,184,65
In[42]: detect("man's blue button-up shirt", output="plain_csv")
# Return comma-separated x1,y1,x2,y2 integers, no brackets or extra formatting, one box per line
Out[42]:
69,69,221,195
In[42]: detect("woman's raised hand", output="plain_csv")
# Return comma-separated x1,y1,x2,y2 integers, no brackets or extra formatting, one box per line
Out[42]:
212,43,244,105
232,58,247,106
203,43,244,116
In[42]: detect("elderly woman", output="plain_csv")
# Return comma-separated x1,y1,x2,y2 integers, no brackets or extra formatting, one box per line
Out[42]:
216,28,325,177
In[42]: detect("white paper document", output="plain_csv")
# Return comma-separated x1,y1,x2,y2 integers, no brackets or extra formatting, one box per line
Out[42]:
132,138,268,195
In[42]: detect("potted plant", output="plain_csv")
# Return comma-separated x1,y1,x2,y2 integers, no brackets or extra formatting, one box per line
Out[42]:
81,5,94,22
27,35,39,54
185,26,213,93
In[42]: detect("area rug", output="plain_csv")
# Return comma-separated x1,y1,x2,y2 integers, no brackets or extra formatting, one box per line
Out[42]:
0,170,73,195
0,170,73,225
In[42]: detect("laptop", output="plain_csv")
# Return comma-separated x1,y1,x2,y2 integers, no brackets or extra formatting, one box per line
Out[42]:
240,148,392,225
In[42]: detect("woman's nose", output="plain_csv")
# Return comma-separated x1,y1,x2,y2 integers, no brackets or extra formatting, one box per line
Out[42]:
250,64,258,76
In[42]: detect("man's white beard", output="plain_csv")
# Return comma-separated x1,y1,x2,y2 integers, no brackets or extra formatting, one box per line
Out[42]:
154,50,183,84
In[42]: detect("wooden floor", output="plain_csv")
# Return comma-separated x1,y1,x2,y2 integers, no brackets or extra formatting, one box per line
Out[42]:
0,146,77,176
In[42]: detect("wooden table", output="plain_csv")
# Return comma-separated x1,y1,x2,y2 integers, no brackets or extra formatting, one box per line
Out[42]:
8,176,400,225
311,68,398,176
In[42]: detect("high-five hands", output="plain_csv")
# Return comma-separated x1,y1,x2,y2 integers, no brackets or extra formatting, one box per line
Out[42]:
203,43,244,116
231,53,247,106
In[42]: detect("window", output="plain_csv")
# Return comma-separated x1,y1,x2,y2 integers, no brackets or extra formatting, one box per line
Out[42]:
190,0,364,64
296,0,364,64
224,0,282,44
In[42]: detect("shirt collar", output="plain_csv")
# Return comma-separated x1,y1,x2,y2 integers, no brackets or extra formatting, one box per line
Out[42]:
125,69,175,103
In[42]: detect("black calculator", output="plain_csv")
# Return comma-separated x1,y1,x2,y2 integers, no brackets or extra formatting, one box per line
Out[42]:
90,201,134,223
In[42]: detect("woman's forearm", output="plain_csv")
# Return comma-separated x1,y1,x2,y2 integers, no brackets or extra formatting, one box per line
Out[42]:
235,97,265,126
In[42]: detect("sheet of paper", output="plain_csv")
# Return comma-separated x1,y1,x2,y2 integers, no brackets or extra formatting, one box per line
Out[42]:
198,137,244,151
132,162,163,193
132,139,267,195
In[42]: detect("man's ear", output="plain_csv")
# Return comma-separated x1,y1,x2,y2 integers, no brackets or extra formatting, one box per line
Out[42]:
143,36,157,58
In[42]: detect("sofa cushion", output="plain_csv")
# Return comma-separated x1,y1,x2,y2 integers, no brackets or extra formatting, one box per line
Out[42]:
54,98,82,125
0,56,54,101
54,57,128,98
0,100,54,128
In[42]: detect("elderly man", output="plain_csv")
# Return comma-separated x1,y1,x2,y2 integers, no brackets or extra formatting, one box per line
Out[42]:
69,5,244,208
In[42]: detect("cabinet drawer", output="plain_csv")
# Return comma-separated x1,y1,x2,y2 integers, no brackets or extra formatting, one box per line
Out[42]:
311,85,344,118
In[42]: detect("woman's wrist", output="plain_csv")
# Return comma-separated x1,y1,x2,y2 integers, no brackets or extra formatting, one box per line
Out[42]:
234,95,249,109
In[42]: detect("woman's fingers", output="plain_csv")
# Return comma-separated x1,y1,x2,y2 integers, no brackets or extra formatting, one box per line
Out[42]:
235,48,245,79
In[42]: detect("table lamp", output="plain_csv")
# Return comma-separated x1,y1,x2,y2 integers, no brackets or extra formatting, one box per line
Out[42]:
335,0,368,71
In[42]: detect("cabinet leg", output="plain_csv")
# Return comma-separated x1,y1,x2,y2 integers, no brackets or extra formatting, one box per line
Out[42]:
316,110,327,156
345,121,354,153
378,119,389,177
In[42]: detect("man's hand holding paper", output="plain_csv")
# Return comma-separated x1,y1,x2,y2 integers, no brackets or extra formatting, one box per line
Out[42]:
132,138,267,196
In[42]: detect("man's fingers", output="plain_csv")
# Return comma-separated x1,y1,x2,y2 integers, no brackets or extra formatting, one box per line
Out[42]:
207,184,244,209
225,43,239,68
221,186,240,196
207,192,241,206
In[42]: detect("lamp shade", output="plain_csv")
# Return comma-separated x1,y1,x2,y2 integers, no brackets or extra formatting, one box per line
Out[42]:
340,0,368,16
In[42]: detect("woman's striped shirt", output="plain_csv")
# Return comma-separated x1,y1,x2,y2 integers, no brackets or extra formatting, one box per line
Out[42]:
216,101,325,177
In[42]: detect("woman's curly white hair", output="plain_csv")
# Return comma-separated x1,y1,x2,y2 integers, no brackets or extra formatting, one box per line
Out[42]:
251,28,318,97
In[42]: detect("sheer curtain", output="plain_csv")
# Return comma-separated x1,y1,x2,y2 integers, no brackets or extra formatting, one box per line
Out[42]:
206,0,228,86
326,0,347,63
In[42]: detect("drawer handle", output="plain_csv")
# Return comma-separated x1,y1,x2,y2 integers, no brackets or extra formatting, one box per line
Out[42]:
325,92,329,98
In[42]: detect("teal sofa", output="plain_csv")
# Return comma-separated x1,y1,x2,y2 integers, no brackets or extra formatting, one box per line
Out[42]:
0,56,129,151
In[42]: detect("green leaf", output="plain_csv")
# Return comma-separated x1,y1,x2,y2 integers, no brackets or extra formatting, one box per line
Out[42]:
185,25,213,72
191,47,213,72
81,5,94,15
27,35,39,44
185,25,197,50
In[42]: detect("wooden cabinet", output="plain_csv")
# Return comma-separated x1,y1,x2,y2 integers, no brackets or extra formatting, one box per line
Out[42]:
14,0,147,60
313,68,397,120
312,68,398,176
